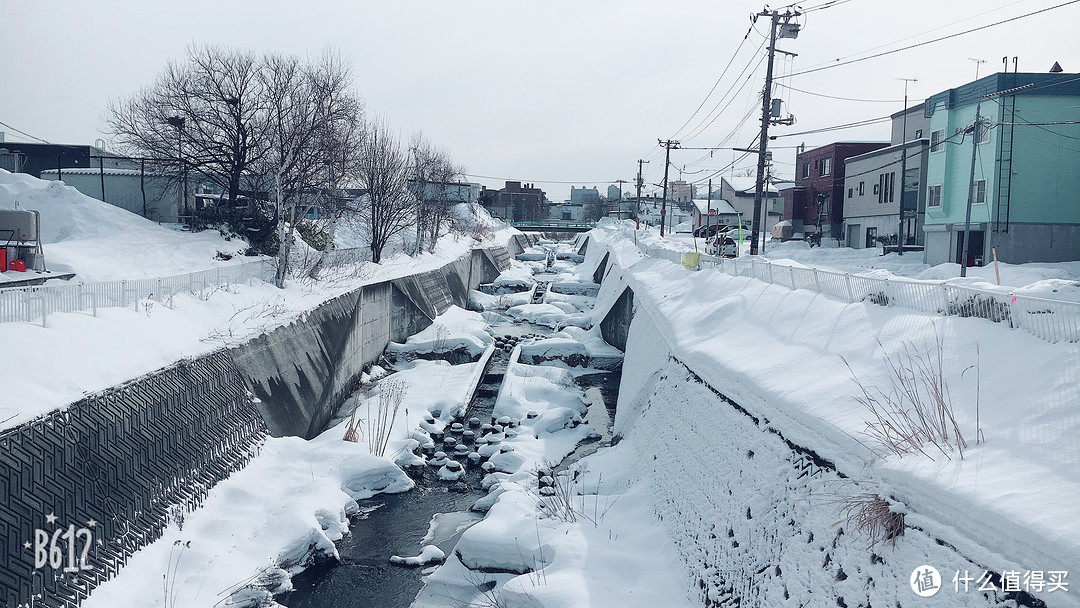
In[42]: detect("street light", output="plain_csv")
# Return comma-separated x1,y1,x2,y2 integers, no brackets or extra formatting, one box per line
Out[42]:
166,115,187,225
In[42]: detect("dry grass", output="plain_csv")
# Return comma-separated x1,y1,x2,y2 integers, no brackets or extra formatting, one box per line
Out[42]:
367,379,405,456
842,333,969,461
819,485,905,549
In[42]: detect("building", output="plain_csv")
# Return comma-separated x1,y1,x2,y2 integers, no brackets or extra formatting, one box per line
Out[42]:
718,176,783,236
570,186,600,204
39,167,181,222
0,141,125,178
784,142,889,239
549,202,586,221
607,184,622,200
690,197,740,231
921,71,1080,265
480,181,548,222
407,180,481,204
842,104,931,249
668,180,692,204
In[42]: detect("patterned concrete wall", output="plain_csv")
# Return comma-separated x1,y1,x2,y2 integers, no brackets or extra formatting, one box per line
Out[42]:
0,242,511,607
617,296,1052,608
0,351,265,608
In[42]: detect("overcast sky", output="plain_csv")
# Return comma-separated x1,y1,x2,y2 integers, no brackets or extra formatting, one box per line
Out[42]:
2,0,1076,201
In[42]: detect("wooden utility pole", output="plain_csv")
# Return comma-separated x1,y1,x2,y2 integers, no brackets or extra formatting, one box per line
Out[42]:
659,139,679,237
750,7,799,255
635,159,647,229
896,78,917,256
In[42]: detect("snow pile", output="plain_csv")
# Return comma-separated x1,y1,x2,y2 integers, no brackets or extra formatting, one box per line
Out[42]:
586,222,1080,606
386,305,493,361
0,169,249,282
83,422,413,608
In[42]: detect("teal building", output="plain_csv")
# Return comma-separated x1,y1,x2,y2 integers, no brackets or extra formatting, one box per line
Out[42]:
922,72,1080,266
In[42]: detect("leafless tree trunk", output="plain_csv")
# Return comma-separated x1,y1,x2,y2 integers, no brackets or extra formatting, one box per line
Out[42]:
308,49,365,279
358,118,412,264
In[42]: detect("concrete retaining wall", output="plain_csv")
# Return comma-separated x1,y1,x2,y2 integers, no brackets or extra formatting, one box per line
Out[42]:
0,351,265,608
0,238,518,607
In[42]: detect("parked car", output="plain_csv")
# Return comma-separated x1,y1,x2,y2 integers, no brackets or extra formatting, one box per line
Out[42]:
693,224,722,238
706,235,738,258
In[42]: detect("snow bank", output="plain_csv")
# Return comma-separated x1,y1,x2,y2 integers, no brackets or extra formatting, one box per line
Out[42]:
0,169,250,282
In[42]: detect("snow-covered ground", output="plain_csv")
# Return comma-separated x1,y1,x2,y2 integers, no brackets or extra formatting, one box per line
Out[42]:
5,166,1079,607
591,219,1080,606
0,170,515,429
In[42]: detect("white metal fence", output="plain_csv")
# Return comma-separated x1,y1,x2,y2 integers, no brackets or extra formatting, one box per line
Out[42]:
640,246,1080,344
0,259,275,326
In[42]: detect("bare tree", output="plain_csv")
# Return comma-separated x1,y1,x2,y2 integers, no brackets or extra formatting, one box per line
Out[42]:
107,45,269,227
259,52,326,288
308,49,365,279
409,135,462,254
357,118,412,264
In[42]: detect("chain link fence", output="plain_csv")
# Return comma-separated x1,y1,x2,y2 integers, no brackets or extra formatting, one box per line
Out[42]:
639,246,1080,344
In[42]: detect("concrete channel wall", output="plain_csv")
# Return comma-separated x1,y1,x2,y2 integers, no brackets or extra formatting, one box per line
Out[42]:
589,237,1055,608
0,244,512,608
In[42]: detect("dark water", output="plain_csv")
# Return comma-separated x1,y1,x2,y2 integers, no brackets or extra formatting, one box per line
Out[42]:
280,330,622,608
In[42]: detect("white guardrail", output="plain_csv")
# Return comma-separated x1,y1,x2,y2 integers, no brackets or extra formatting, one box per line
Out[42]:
0,259,276,327
0,246,377,327
641,246,1080,344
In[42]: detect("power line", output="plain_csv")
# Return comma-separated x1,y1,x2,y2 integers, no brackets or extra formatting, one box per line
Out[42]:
775,82,902,103
461,173,622,185
669,25,756,140
0,120,52,144
783,0,1080,79
771,115,892,138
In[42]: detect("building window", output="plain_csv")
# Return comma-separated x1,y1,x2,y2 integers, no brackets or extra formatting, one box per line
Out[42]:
848,187,853,199
873,184,879,195
820,158,831,176
887,171,895,203
975,179,987,204
858,181,864,196
930,129,945,153
802,163,810,179
974,118,990,144
878,174,884,203
915,129,923,139
928,184,942,208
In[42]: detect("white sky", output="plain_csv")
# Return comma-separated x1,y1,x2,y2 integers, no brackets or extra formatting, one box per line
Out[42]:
1,0,1076,201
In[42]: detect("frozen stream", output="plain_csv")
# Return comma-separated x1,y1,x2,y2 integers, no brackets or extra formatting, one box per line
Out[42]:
280,245,620,608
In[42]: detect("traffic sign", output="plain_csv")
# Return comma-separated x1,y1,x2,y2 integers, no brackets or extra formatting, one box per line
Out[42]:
709,209,716,216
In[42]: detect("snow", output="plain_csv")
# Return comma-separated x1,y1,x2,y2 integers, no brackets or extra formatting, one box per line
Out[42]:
582,219,1080,606
0,172,518,430
390,545,446,567
8,165,1080,607
0,169,250,282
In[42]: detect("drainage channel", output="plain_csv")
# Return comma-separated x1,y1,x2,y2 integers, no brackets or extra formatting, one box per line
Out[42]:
280,317,620,608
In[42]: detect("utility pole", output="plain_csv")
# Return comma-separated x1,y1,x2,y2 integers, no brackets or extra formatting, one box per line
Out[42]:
959,101,983,277
959,59,986,277
750,7,799,255
659,139,679,237
614,179,628,220
896,77,917,256
635,159,647,229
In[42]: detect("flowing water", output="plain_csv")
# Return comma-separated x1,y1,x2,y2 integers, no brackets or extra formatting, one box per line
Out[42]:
281,254,619,608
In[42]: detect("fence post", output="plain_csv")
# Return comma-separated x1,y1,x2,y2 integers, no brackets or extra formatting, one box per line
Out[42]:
813,269,820,292
845,275,855,302
789,265,795,289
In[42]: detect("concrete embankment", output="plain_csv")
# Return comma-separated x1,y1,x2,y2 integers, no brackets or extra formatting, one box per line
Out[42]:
587,233,1066,608
0,239,530,608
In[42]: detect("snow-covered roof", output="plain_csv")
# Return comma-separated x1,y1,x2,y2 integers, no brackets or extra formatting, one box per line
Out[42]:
691,198,737,216
724,175,778,195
